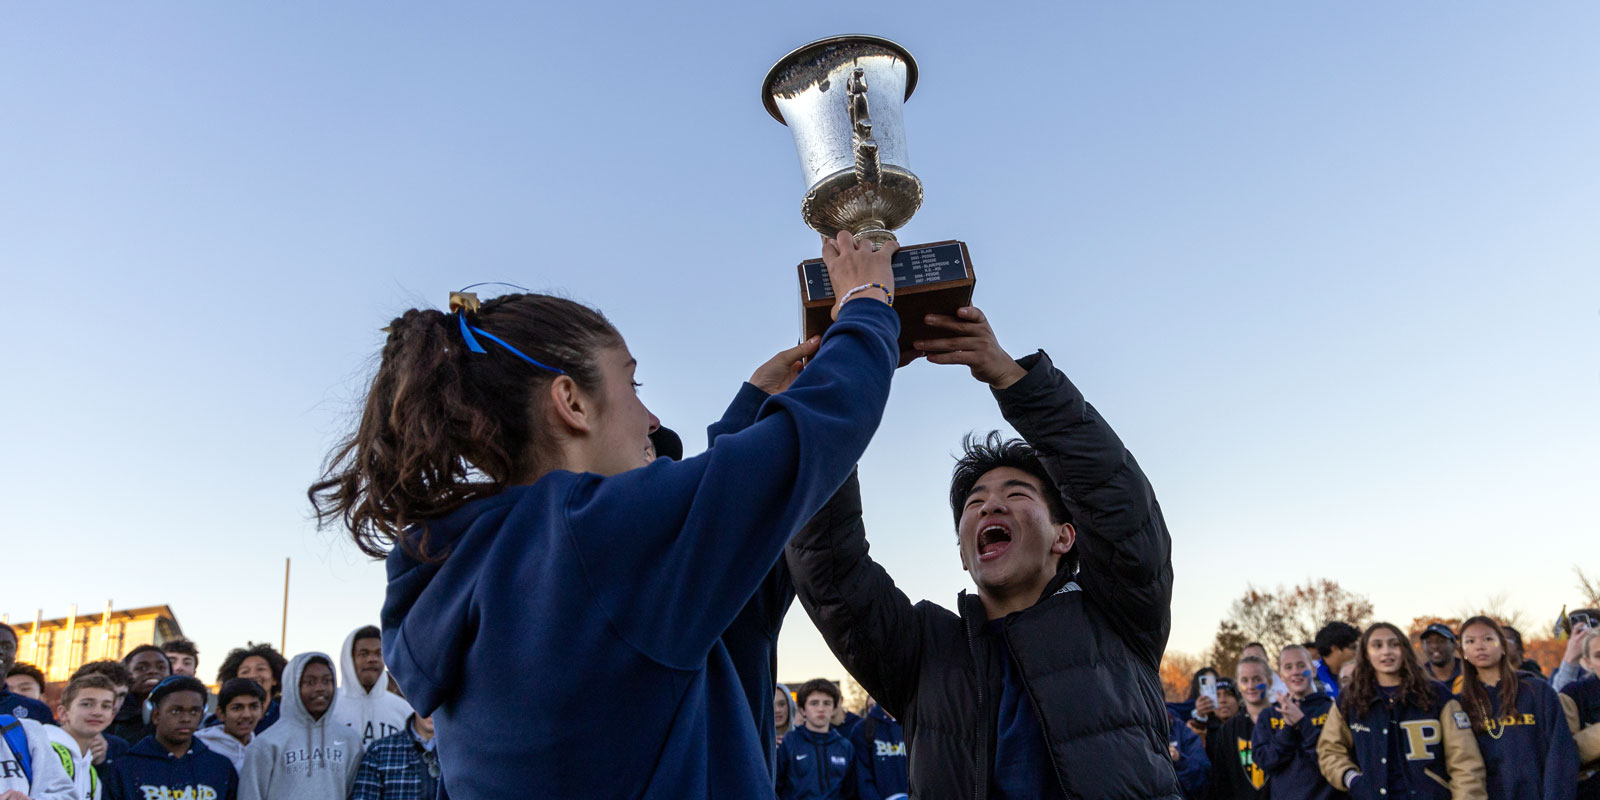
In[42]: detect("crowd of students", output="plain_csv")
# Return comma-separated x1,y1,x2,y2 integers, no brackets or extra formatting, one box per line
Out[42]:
11,235,1591,799
1167,615,1600,800
0,622,439,800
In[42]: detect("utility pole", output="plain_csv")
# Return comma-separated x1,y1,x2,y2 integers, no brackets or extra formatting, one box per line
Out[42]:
281,558,291,653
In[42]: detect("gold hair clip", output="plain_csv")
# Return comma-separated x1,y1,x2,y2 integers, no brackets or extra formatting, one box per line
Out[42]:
448,291,481,314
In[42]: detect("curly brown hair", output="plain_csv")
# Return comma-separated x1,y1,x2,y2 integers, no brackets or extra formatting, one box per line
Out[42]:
1338,622,1436,720
1456,615,1519,734
310,293,620,560
216,643,288,697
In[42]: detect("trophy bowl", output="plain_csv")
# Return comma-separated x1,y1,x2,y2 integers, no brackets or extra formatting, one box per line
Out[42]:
762,35,924,245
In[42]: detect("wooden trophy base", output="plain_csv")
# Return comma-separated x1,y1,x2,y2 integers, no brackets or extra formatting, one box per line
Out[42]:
797,240,976,359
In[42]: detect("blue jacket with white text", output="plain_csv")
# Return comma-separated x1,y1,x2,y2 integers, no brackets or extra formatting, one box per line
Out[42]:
103,735,238,800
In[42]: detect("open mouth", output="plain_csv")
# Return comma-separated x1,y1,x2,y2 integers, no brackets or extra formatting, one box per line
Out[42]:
977,522,1012,561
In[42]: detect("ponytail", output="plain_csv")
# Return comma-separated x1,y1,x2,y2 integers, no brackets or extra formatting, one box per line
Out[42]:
310,293,619,560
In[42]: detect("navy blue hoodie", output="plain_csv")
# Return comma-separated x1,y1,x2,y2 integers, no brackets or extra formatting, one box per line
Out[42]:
778,726,855,800
103,735,238,800
1168,712,1211,799
1253,691,1345,800
1461,674,1577,800
703,394,799,779
381,301,898,799
0,689,55,725
848,705,906,800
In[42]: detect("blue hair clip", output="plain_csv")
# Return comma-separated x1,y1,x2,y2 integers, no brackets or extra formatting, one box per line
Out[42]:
450,291,566,375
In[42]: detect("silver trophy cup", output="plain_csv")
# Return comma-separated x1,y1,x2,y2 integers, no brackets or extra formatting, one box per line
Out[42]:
762,35,923,247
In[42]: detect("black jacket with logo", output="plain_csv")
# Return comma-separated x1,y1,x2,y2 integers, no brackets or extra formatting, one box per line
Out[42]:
786,351,1180,799
1208,711,1270,800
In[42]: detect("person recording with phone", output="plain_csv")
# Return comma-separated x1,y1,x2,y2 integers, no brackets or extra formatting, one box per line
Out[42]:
1555,611,1599,693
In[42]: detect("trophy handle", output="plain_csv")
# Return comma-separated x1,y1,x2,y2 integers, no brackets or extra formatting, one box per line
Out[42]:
846,67,896,248
847,67,881,186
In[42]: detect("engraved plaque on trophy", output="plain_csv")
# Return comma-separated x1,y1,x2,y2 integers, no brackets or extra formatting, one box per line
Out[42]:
763,35,975,355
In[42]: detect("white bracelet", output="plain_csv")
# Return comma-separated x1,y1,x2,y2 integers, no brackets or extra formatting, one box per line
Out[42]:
838,282,894,307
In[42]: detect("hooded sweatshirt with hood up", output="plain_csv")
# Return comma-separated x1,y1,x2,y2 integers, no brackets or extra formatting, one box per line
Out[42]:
338,628,413,747
238,652,362,800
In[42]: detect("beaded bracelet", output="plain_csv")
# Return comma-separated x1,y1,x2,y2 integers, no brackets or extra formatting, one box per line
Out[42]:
839,282,894,307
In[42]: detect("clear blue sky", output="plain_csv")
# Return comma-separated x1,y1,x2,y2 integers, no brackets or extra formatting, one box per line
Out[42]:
3,3,1596,686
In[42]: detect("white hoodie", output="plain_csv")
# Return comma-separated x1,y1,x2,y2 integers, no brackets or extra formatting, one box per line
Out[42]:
44,724,100,800
0,715,75,800
238,652,362,800
338,627,413,747
192,724,249,773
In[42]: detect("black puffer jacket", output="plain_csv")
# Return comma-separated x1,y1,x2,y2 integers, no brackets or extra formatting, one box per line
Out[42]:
786,351,1180,799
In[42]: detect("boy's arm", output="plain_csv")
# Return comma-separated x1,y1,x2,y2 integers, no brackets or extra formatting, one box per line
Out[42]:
786,471,927,717
993,350,1173,665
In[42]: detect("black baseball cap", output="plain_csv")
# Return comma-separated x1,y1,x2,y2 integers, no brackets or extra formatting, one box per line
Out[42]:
1421,623,1457,642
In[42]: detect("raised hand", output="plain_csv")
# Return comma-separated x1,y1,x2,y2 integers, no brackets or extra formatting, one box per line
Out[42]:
749,337,821,395
914,306,1027,389
1564,624,1591,664
823,230,897,320
1277,694,1305,725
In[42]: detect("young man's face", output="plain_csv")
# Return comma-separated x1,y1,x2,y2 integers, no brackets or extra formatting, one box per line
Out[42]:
299,662,336,719
352,637,384,691
237,656,276,696
0,629,17,677
1338,657,1358,686
1583,635,1600,674
108,682,130,714
801,693,835,731
219,695,264,740
152,690,205,749
957,467,1074,599
128,651,171,696
166,652,197,677
4,675,41,700
1279,648,1314,697
60,687,116,738
1504,635,1524,665
1325,644,1356,670
1419,634,1455,667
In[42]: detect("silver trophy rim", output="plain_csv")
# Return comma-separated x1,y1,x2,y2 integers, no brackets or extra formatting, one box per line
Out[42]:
761,34,919,125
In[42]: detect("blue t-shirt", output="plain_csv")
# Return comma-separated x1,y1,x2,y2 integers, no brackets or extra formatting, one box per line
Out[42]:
985,620,1064,800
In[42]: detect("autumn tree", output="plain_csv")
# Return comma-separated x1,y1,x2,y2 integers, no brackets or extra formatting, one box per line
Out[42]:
1205,620,1252,677
1161,651,1206,702
1407,615,1464,642
1454,593,1528,632
1575,567,1600,610
1207,579,1374,669
840,674,870,714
